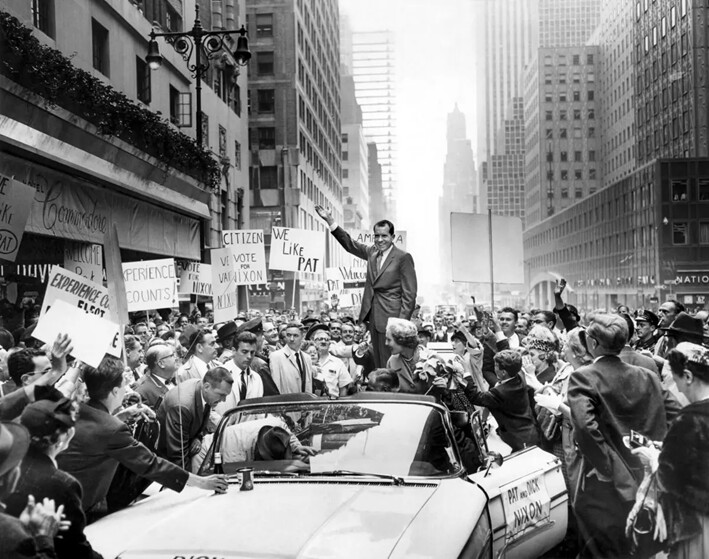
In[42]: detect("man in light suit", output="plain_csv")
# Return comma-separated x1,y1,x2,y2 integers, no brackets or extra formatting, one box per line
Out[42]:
315,205,418,367
268,323,313,394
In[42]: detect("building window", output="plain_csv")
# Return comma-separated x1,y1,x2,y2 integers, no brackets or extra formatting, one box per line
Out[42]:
559,110,567,121
559,128,567,138
575,188,583,199
342,133,349,143
561,170,568,180
545,93,553,102
544,55,552,66
136,56,151,104
257,52,274,75
672,179,688,202
575,169,583,180
259,166,278,189
218,125,227,159
573,109,581,120
234,140,241,170
561,187,569,198
546,152,554,162
258,127,276,149
342,169,349,179
673,222,688,245
342,151,348,161
671,6,677,27
31,0,54,37
573,90,580,101
256,13,274,37
559,92,567,102
165,3,182,32
588,90,594,101
169,86,191,127
698,179,709,201
545,110,553,121
572,54,580,65
257,89,275,113
91,18,110,76
560,151,568,162
588,127,595,138
662,16,667,37
200,112,209,147
589,168,597,179
588,109,595,119
589,150,596,162
586,53,594,64
700,223,709,244
574,151,582,162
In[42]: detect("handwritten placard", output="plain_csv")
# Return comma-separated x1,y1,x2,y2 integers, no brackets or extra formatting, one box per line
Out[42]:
211,247,238,323
269,227,325,274
326,267,364,308
122,258,177,312
64,241,103,282
34,300,120,368
177,261,213,296
0,175,35,262
500,471,551,543
221,229,267,285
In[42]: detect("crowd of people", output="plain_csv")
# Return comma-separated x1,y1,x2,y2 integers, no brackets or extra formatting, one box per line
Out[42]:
0,279,708,558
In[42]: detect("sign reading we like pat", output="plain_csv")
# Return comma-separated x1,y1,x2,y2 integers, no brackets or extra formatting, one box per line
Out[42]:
0,175,35,262
34,300,120,368
269,227,324,274
122,258,177,312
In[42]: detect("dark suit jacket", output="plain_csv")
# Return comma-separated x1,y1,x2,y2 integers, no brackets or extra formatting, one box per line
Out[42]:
134,373,171,409
0,512,56,559
5,448,101,559
251,355,280,396
57,400,188,511
156,379,207,470
331,227,417,332
619,345,659,376
567,355,681,502
464,374,540,451
482,336,510,388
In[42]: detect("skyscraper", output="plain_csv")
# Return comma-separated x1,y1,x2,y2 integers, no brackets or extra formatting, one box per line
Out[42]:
539,0,602,47
351,30,397,219
439,105,477,283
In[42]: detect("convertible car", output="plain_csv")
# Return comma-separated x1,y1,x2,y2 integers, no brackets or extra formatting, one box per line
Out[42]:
86,393,567,558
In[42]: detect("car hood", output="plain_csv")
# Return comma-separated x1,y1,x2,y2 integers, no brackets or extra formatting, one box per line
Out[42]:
87,479,481,558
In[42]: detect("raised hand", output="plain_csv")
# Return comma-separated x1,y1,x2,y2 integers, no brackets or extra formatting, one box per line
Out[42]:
314,205,334,226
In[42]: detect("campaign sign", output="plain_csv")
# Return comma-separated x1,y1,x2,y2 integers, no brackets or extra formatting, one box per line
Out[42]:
221,229,267,285
122,259,177,312
500,471,551,543
177,261,213,296
0,175,35,262
325,267,365,308
211,247,238,323
34,300,120,368
64,241,103,283
269,227,325,274
347,229,407,269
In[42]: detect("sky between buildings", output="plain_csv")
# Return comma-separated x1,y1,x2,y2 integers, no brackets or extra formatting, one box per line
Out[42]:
340,0,479,292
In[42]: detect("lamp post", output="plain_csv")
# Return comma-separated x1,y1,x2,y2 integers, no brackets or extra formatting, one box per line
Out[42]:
146,4,251,147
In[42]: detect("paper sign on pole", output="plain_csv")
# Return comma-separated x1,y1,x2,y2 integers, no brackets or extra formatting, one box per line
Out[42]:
34,299,120,368
177,261,213,296
221,229,267,285
40,266,121,357
64,241,103,282
211,247,238,322
269,227,325,274
0,175,35,262
122,258,178,312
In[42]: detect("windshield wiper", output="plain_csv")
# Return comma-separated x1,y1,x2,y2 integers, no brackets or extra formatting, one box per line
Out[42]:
307,469,405,486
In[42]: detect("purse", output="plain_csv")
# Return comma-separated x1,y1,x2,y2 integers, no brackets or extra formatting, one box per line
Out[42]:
536,405,561,443
629,472,668,557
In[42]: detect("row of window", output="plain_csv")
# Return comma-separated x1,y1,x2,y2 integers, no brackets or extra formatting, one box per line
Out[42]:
545,127,596,139
636,0,688,24
543,53,595,66
545,109,595,121
543,72,595,85
670,179,709,202
544,90,594,103
546,151,596,162
548,169,598,181
638,115,690,159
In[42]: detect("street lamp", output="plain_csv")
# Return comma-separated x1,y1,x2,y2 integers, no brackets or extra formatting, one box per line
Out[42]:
146,4,251,147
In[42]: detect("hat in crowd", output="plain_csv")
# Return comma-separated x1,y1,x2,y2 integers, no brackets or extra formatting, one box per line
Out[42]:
417,327,433,339
306,323,330,340
255,425,292,460
301,317,318,329
450,330,467,344
237,317,263,336
20,398,75,437
236,312,248,321
216,321,237,343
661,312,705,341
0,421,29,477
341,316,355,325
676,342,709,366
635,310,660,328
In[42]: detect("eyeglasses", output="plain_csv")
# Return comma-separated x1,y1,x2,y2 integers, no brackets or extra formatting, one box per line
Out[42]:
313,337,330,342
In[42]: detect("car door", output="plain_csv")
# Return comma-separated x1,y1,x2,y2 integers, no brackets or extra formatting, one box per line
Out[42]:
468,446,568,559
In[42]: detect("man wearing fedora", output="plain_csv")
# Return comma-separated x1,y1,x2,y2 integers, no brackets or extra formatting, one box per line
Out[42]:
0,420,66,558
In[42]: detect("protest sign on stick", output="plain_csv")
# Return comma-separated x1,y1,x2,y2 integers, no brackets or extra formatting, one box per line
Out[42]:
122,258,177,312
177,261,213,296
221,229,267,285
0,175,35,262
34,300,120,368
64,242,103,283
211,247,238,323
269,227,325,274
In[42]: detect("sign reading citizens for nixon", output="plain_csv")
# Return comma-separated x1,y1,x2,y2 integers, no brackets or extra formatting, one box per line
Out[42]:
0,175,35,262
177,261,213,296
269,227,325,274
122,258,178,312
211,247,238,323
221,229,267,285
500,471,551,543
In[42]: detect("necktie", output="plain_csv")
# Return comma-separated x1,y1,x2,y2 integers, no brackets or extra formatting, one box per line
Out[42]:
295,352,306,392
199,403,211,435
240,370,248,400
376,251,383,272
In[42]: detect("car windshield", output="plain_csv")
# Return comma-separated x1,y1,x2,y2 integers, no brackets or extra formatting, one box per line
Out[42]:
207,401,460,479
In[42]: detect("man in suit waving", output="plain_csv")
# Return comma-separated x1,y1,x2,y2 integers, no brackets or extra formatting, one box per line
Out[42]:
315,205,418,367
